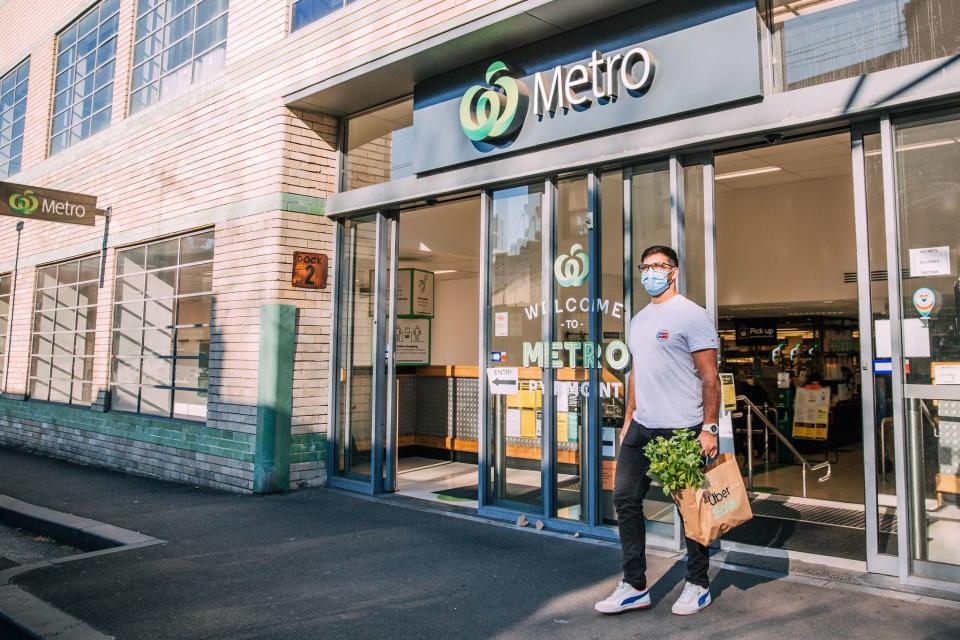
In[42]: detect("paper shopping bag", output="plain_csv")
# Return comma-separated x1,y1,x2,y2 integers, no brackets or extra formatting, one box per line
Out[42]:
672,453,753,546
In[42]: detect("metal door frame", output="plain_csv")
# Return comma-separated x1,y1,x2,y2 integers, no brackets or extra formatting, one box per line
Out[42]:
851,120,899,577
880,110,960,586
327,211,393,495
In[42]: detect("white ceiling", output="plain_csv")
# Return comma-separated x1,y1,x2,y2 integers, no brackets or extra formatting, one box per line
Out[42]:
398,197,481,279
714,132,851,192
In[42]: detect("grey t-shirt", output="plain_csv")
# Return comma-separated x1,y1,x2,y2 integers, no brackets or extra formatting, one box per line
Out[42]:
628,294,718,429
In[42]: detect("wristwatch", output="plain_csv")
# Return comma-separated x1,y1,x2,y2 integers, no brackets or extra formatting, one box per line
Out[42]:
702,423,719,435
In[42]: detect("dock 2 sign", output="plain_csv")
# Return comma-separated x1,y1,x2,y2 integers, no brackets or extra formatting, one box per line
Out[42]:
1,181,100,226
291,251,328,289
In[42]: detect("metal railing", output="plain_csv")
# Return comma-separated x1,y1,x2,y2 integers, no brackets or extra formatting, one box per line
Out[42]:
737,395,832,498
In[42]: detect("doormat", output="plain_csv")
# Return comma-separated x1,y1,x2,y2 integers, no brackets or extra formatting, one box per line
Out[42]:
749,498,898,533
434,484,582,509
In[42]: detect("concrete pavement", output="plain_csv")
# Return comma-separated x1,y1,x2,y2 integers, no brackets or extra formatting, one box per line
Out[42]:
0,446,958,640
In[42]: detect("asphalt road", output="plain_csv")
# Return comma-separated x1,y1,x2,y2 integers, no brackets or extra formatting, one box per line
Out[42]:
0,446,957,640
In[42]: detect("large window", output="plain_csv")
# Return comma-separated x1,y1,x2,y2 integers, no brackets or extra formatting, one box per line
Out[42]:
111,231,214,420
50,0,120,154
0,59,29,178
0,274,11,380
29,257,100,405
292,0,359,32
342,98,413,191
131,0,229,114
764,0,960,92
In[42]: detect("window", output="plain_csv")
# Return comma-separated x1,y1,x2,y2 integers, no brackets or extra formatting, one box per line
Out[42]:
292,0,359,31
342,98,413,191
0,274,11,380
50,0,120,155
130,0,229,114
111,231,213,420
0,59,29,178
763,0,960,92
29,257,100,405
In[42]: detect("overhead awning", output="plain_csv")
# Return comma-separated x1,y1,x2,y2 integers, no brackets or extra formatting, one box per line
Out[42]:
282,0,655,116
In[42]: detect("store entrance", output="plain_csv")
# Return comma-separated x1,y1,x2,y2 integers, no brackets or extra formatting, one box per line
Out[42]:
386,197,482,508
715,132,873,560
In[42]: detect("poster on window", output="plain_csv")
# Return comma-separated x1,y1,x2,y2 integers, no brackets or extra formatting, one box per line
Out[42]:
792,385,831,440
396,269,435,317
395,317,430,365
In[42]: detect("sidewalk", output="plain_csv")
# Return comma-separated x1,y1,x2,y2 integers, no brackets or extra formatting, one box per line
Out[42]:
0,446,958,640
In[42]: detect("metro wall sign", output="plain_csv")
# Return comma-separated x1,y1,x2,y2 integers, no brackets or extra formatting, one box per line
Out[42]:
0,181,101,226
459,47,654,143
413,8,762,173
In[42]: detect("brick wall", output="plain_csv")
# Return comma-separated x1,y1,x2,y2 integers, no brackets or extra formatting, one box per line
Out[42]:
0,0,527,491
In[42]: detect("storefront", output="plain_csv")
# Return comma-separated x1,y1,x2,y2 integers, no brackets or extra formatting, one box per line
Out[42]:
305,0,960,589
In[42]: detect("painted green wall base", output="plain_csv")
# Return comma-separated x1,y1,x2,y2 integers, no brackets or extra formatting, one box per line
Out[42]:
254,304,297,493
0,396,254,461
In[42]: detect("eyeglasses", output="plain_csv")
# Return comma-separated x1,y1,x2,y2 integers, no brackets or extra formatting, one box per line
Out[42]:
638,262,675,274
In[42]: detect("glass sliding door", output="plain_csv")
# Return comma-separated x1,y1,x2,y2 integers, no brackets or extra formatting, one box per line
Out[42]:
853,124,899,575
331,213,391,492
487,183,546,509
888,113,960,581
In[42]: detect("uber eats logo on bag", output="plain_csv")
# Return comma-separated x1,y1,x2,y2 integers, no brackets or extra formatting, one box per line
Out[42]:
459,61,529,143
704,486,739,518
8,189,39,215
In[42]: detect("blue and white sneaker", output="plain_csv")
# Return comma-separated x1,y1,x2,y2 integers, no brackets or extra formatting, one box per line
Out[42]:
594,580,651,614
671,581,711,615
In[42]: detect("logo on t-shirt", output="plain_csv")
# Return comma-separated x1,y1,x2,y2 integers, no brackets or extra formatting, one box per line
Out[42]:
655,329,670,343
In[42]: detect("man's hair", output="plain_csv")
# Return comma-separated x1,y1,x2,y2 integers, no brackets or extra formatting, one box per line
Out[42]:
640,245,678,267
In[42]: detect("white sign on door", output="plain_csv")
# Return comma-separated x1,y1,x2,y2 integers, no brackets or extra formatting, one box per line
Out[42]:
495,311,509,337
909,246,951,277
487,367,519,395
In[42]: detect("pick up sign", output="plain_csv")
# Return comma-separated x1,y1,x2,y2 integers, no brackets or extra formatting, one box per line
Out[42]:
0,181,100,226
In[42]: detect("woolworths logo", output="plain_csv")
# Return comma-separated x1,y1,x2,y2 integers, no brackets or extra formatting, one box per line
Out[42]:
459,61,529,143
8,189,39,215
555,243,589,288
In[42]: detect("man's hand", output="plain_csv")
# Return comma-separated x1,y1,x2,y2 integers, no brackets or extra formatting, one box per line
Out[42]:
698,431,718,459
619,421,631,444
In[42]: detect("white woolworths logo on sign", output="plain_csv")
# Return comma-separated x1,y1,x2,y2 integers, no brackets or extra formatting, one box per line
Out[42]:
555,244,589,287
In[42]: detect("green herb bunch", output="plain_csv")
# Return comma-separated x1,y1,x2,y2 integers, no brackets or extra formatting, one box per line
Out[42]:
643,430,705,494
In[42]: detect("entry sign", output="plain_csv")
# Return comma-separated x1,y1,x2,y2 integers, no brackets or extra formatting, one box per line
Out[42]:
487,367,519,395
0,181,99,226
291,251,328,289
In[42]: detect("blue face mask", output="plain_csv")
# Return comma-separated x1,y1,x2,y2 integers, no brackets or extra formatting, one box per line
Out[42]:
641,268,673,297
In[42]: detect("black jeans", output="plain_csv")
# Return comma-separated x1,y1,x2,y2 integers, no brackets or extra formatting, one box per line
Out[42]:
613,421,710,590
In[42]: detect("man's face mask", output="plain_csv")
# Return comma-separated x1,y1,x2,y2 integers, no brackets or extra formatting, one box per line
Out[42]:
639,263,675,297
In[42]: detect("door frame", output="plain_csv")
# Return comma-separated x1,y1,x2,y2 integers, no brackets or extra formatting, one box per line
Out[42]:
327,211,393,495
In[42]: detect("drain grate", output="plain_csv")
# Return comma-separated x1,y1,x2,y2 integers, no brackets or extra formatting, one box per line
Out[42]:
750,499,898,534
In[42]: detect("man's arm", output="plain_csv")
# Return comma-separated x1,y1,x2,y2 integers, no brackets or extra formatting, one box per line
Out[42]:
693,348,720,457
620,368,635,444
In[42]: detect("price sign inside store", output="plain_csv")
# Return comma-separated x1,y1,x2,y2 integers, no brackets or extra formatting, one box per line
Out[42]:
291,251,328,289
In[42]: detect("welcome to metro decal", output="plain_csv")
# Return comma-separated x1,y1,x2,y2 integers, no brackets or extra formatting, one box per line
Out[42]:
516,244,631,402
413,7,762,173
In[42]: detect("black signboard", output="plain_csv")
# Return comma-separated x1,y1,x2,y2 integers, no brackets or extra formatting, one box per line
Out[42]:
735,319,778,346
0,181,100,226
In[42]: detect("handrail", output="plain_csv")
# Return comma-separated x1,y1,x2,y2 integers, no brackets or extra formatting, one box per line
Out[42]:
736,395,832,498
917,398,940,438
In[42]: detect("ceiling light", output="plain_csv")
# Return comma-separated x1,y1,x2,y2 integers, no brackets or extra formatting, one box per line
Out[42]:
715,166,782,181
434,269,457,274
419,242,432,252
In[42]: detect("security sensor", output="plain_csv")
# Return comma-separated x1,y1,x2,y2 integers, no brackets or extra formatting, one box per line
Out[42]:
763,133,784,145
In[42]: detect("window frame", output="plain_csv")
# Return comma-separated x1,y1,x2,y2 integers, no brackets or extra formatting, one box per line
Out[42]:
49,0,121,155
290,0,358,33
129,0,230,115
109,229,214,422
0,58,30,179
27,255,101,406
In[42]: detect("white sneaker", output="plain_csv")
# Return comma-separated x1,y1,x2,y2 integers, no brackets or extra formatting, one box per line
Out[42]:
671,581,711,615
594,580,651,614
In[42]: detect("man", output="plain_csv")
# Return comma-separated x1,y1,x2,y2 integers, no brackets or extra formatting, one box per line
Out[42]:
595,245,720,616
